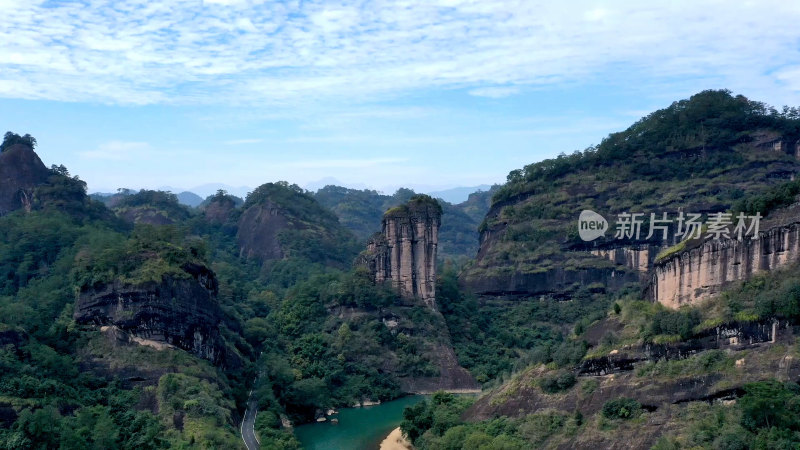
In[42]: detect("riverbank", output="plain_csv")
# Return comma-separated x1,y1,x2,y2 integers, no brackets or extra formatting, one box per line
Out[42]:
380,427,413,450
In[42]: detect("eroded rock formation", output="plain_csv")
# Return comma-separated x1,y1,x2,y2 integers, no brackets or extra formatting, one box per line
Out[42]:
590,244,658,274
203,194,237,224
360,195,442,308
74,262,226,364
0,144,50,215
236,198,290,261
652,221,800,307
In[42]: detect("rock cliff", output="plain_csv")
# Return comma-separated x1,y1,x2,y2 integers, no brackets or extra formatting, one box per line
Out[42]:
0,143,50,215
651,221,800,307
360,195,442,308
236,182,358,266
236,197,290,261
590,244,659,274
202,194,237,225
73,262,226,364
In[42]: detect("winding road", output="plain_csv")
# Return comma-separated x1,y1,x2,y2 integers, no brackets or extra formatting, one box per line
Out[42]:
241,389,260,450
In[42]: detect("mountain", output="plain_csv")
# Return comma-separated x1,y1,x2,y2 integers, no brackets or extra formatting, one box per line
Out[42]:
112,190,192,225
314,185,493,261
176,191,203,207
0,142,50,214
427,184,493,204
236,182,360,267
462,89,800,298
398,90,800,449
7,90,800,449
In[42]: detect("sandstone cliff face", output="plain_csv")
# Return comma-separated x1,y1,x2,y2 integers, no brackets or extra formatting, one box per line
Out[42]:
236,199,290,261
203,196,236,224
590,244,658,274
74,263,226,364
361,196,441,308
651,222,800,308
0,144,50,215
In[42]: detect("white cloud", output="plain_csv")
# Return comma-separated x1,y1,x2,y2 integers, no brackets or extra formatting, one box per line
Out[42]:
469,86,520,98
0,0,798,106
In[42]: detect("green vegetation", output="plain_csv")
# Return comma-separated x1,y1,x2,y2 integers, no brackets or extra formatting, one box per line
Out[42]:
601,398,641,420
5,89,800,448
468,89,800,288
538,371,577,394
314,185,487,261
654,381,800,448
1,131,36,151
400,392,581,449
734,177,800,217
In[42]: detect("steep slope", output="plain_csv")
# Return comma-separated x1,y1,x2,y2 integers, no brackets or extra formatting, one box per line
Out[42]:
112,190,193,225
406,91,800,449
356,195,479,393
200,190,241,225
651,181,800,307
0,143,51,214
74,261,227,364
236,182,360,266
314,185,490,260
463,90,800,298
359,195,442,307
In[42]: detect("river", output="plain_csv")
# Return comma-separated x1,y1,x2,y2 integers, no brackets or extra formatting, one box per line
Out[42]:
294,395,424,450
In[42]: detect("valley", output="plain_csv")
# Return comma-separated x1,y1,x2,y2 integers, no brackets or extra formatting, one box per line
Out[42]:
2,90,800,449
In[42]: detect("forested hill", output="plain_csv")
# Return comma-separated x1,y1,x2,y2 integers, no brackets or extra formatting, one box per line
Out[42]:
314,184,497,261
0,133,481,448
395,90,800,450
462,89,800,297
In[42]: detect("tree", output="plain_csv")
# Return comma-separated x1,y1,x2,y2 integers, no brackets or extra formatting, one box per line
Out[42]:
50,164,70,177
1,132,37,151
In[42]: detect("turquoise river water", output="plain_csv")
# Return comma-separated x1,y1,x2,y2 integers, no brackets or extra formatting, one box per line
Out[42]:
294,395,424,450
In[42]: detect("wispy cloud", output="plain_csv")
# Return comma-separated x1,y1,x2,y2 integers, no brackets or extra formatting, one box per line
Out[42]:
79,141,151,160
224,138,263,145
469,86,520,98
0,1,798,106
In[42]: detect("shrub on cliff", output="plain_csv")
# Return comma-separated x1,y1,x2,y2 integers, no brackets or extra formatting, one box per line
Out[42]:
539,371,577,394
602,398,641,420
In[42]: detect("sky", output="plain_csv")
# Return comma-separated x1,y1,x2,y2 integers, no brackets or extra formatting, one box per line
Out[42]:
1,0,800,196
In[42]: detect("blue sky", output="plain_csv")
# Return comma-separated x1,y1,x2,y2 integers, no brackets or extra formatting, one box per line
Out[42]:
1,0,800,196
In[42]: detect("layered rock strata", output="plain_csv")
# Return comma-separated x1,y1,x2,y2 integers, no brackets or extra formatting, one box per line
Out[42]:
74,262,226,364
652,222,800,307
360,195,441,308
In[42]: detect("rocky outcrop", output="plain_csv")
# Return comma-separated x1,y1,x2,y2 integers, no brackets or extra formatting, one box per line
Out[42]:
399,342,480,394
590,244,659,274
464,266,641,299
74,262,226,364
651,222,800,307
464,321,800,432
236,198,290,261
203,195,237,224
0,144,50,215
579,319,782,376
360,195,441,308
